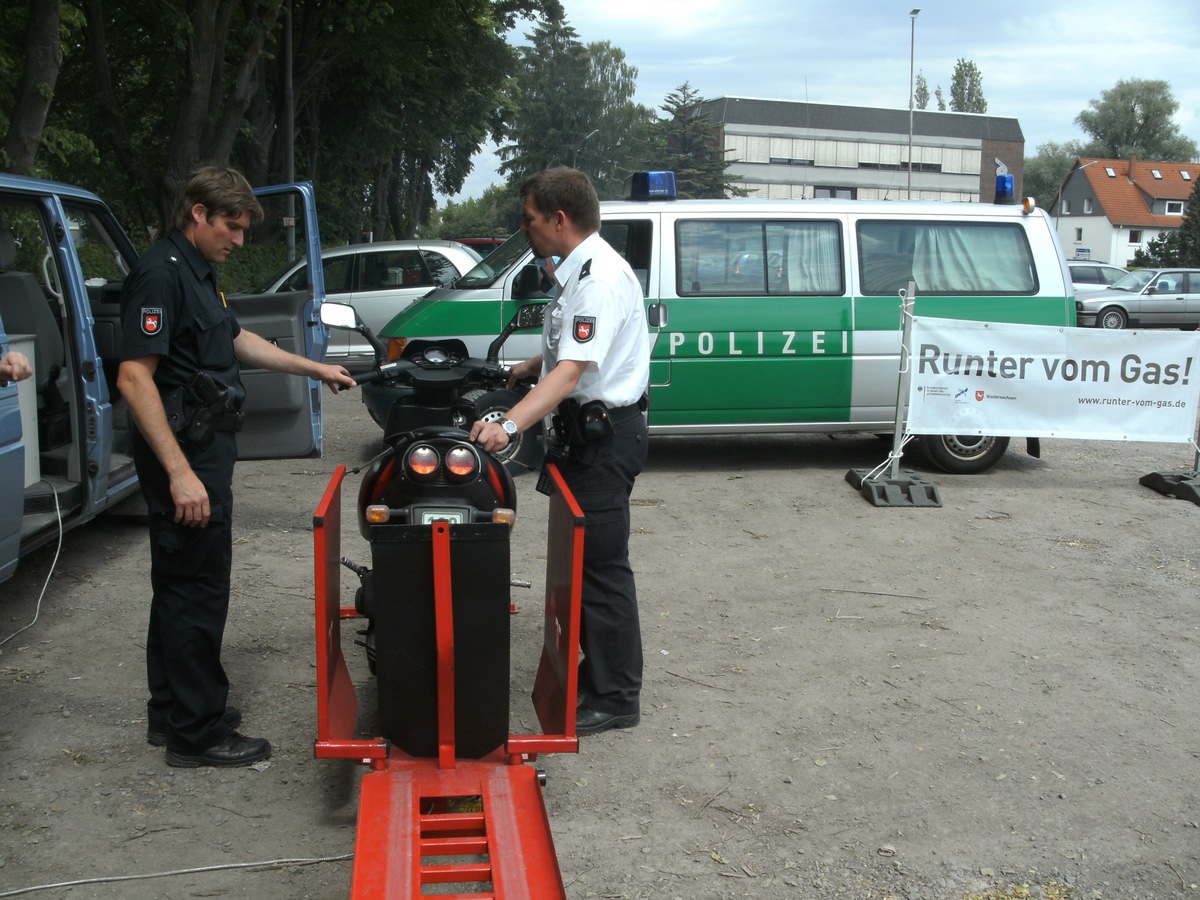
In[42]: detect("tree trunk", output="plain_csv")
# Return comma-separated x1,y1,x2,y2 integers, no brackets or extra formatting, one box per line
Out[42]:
3,0,64,175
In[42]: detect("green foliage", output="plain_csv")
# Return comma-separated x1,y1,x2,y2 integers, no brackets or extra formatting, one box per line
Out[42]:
1075,79,1199,161
949,59,987,113
433,184,520,241
497,13,656,199
1023,141,1084,207
914,72,929,111
651,83,746,200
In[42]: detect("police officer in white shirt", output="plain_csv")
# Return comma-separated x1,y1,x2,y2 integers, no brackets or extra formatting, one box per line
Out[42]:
471,167,649,736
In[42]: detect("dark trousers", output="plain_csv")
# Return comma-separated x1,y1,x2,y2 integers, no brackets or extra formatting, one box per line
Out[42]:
134,431,237,752
558,413,649,714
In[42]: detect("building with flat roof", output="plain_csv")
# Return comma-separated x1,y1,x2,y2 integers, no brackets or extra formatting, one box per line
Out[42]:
697,97,1025,204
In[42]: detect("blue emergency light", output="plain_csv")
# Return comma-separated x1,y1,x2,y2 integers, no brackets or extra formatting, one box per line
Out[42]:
994,173,1015,205
625,171,677,201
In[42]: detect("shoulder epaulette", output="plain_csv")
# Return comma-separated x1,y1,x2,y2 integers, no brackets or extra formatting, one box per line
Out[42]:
580,259,592,279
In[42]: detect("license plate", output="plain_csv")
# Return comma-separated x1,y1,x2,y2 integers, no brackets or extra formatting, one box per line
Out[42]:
420,510,466,525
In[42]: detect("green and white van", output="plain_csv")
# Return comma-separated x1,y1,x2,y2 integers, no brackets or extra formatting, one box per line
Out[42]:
367,177,1074,474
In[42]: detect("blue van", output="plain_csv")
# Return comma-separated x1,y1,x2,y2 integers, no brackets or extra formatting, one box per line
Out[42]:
0,174,330,585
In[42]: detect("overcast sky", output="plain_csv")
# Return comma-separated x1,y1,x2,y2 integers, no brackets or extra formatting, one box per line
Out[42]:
444,0,1200,201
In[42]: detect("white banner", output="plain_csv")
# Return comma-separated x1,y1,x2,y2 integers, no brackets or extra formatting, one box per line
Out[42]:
906,318,1200,442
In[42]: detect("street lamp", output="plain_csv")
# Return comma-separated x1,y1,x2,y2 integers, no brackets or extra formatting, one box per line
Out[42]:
907,7,920,200
573,129,599,170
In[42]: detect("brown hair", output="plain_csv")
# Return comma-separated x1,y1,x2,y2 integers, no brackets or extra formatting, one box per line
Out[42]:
172,166,264,231
520,167,600,234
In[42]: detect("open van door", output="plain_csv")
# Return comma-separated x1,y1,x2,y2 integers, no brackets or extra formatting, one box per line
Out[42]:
226,182,329,459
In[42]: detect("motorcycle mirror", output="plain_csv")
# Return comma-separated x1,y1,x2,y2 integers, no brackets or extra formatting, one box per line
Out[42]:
319,301,360,330
513,303,547,330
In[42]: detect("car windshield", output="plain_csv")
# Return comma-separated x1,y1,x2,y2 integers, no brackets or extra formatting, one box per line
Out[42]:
1107,270,1155,292
454,231,531,288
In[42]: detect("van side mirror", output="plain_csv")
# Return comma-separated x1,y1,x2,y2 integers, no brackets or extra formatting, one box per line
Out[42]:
513,263,553,300
647,301,668,329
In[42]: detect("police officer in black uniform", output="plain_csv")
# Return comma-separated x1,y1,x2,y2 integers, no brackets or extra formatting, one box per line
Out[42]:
118,167,355,767
472,167,650,736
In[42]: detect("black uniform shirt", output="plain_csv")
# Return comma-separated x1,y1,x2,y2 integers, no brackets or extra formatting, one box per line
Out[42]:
119,228,246,408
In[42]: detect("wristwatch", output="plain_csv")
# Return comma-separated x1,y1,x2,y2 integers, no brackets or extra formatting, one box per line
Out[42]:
498,417,519,438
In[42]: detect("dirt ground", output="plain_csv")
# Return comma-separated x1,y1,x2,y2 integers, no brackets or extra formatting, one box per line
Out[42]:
2,392,1199,900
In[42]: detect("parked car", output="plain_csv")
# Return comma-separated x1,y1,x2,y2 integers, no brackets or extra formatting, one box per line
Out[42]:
1075,268,1200,329
257,240,481,369
1068,260,1127,292
452,237,509,253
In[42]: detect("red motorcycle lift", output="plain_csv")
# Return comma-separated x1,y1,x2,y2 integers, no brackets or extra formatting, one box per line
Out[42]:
313,463,585,898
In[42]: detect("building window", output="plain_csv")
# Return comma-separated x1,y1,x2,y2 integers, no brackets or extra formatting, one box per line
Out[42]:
1152,169,1163,179
1083,198,1092,213
1105,167,1117,177
769,157,815,167
1074,228,1083,242
1061,199,1070,214
1166,201,1184,215
1129,230,1143,244
814,186,856,199
1184,171,1193,181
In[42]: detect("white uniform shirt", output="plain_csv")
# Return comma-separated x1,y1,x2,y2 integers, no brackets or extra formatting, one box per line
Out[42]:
542,231,649,407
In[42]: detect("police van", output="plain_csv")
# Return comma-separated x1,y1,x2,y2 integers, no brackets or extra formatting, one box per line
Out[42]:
366,173,1074,474
0,174,330,585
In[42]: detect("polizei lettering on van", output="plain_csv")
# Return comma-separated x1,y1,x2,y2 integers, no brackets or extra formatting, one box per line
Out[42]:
668,331,850,356
371,187,1074,475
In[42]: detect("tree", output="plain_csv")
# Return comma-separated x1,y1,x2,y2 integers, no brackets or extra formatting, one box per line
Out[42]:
433,183,520,240
0,1,94,177
934,85,946,111
650,83,746,200
4,0,557,241
949,59,986,113
1023,140,1085,208
914,72,929,111
498,13,654,199
1133,177,1200,267
1075,79,1198,161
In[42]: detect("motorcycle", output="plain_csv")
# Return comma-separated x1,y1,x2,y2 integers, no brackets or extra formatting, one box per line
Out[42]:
322,300,545,473
318,300,543,758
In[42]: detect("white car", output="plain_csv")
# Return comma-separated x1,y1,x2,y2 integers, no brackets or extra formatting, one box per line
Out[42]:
260,240,480,370
1068,260,1127,293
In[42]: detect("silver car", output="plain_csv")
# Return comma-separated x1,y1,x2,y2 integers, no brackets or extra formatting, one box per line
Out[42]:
1075,268,1200,329
1067,260,1126,292
260,240,481,369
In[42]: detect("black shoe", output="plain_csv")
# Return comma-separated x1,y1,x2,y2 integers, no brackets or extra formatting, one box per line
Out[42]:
165,732,272,768
147,706,242,747
575,705,640,736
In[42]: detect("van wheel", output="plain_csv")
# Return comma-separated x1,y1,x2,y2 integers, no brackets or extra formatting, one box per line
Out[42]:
1099,307,1128,329
466,388,543,475
917,434,1009,474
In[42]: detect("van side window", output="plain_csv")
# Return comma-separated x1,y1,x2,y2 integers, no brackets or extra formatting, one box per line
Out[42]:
858,221,1037,296
600,219,654,297
676,219,843,296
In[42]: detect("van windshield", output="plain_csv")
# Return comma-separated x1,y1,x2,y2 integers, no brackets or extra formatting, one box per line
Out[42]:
454,231,531,288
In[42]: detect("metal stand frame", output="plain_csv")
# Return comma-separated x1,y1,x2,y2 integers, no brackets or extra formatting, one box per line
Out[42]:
846,282,943,507
312,464,586,898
